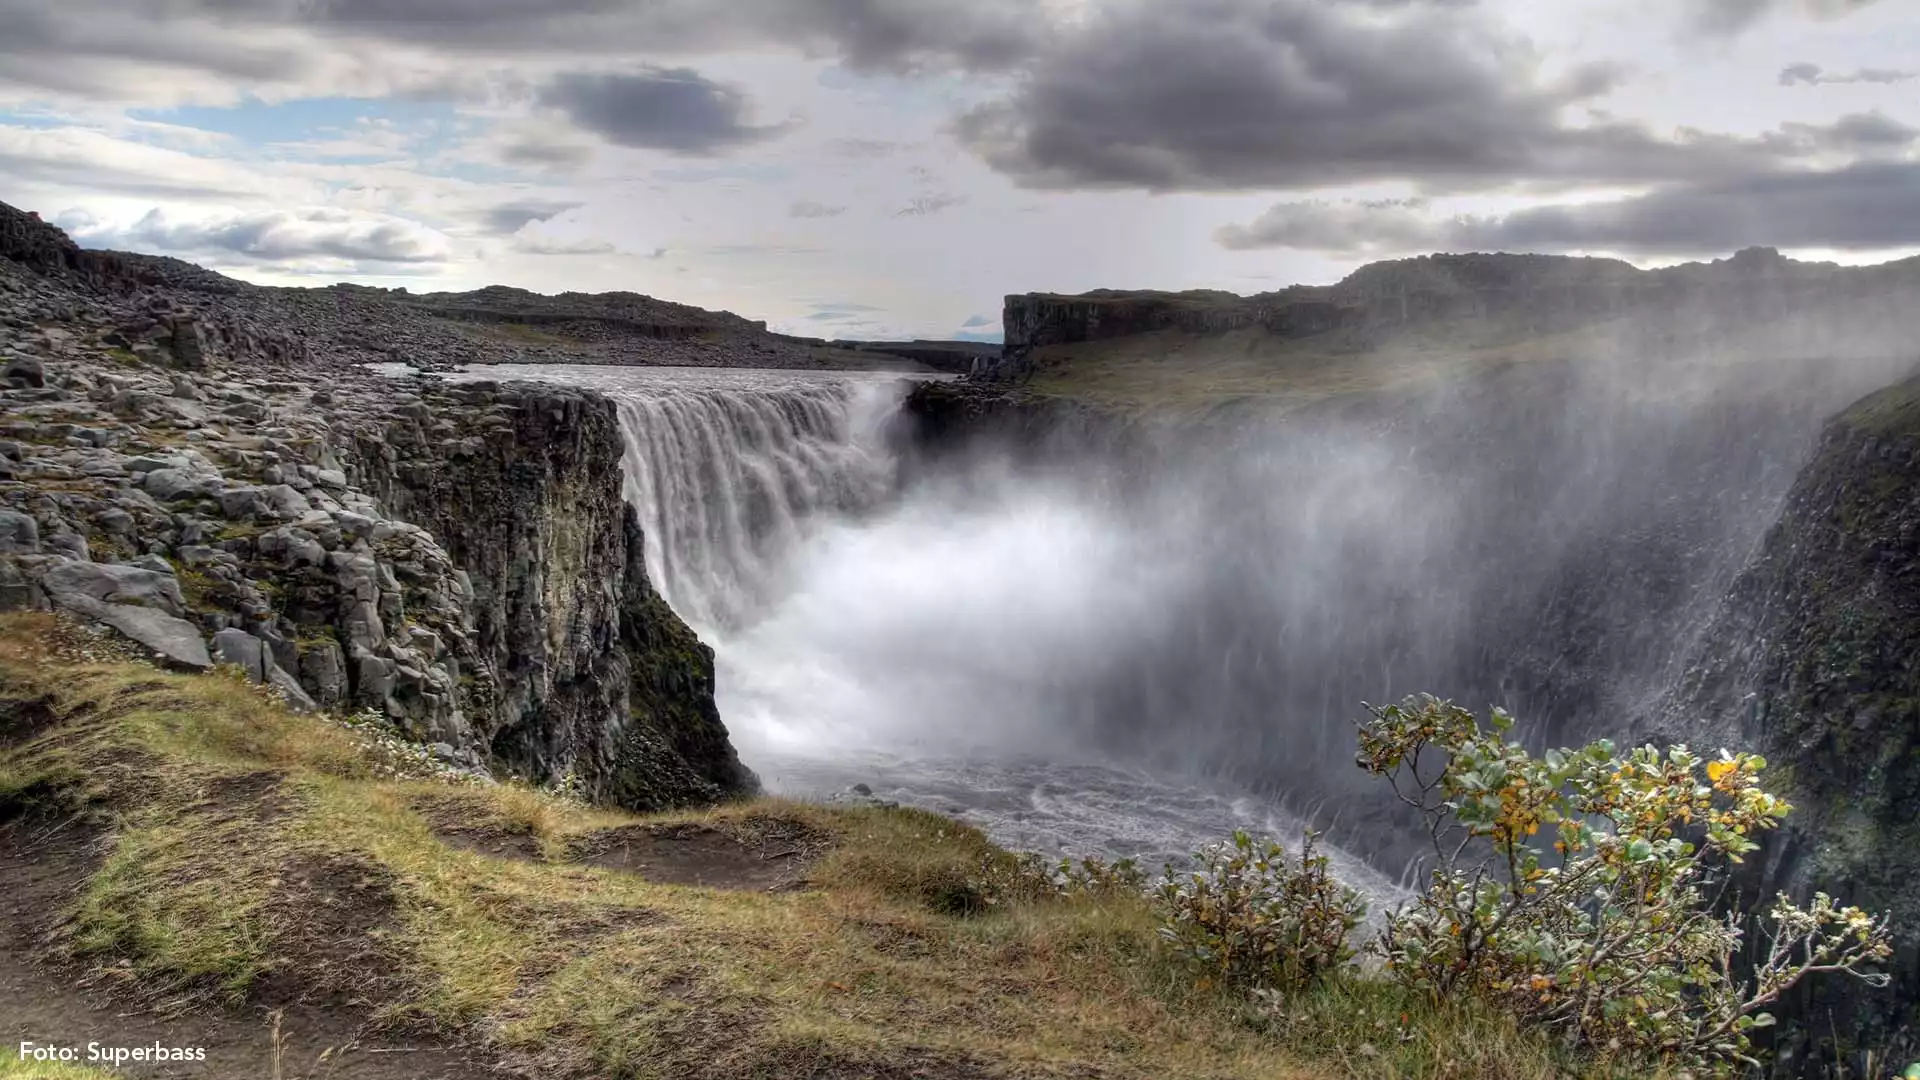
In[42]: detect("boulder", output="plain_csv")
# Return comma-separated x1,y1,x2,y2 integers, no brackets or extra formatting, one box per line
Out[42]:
39,564,208,669
211,627,273,681
5,356,44,388
41,560,186,616
0,510,37,554
211,627,317,711
144,467,223,501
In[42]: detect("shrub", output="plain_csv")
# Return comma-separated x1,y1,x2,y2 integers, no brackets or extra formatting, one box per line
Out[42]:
1155,829,1366,993
1358,694,1892,1075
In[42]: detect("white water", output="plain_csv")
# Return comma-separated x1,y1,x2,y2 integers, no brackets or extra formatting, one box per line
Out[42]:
456,364,1403,897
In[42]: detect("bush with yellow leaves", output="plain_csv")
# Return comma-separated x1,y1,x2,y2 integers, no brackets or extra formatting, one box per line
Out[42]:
1156,829,1367,993
1357,695,1892,1075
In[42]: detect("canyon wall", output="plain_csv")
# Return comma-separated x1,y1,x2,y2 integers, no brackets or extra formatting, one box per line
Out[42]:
1658,376,1920,1071
0,200,752,810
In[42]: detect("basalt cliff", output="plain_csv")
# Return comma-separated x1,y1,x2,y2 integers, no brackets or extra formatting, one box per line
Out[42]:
0,200,752,808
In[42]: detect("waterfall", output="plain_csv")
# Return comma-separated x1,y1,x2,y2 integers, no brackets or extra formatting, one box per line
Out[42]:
604,372,906,635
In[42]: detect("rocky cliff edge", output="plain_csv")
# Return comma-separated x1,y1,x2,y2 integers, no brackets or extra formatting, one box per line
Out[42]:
0,201,753,809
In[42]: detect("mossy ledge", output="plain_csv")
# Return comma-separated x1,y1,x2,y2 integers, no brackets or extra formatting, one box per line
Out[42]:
0,612,1657,1080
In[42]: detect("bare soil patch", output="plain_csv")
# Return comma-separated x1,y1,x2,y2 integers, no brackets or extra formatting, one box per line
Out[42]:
0,815,512,1080
568,820,825,891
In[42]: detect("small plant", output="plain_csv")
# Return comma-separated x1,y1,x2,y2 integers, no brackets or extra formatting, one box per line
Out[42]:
1358,694,1892,1075
1155,829,1366,992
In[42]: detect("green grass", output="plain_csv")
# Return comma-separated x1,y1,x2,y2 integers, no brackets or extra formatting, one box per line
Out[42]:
0,1048,120,1079
0,612,1640,1080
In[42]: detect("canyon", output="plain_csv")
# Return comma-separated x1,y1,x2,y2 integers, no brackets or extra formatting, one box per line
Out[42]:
7,194,1920,1073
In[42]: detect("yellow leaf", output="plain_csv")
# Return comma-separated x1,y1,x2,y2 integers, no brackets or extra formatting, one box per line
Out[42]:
1706,761,1735,782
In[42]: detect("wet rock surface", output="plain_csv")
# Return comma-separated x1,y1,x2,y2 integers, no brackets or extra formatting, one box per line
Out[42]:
0,200,753,810
1659,377,1920,1074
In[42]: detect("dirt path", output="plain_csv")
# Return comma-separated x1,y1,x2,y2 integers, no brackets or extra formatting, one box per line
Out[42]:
0,816,507,1080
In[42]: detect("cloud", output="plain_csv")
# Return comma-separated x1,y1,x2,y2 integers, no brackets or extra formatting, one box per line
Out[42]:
960,313,991,327
83,206,452,263
788,199,848,218
0,124,268,201
511,234,615,255
824,137,901,160
1780,62,1917,86
538,66,794,154
953,0,1907,194
1216,160,1920,256
1688,0,1884,38
481,198,582,235
895,193,966,217
281,0,1042,74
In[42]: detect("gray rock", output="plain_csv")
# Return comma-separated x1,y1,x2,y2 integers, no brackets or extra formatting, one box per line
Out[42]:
0,558,44,611
41,560,185,616
95,507,135,534
5,356,44,388
130,553,174,575
353,649,397,706
211,627,273,681
87,603,211,669
0,510,38,554
38,562,207,668
145,467,223,501
45,533,89,561
268,665,317,712
300,641,347,710
263,484,312,518
175,544,220,567
218,485,272,520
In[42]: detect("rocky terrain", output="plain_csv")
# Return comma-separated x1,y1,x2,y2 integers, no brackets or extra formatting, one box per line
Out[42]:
0,201,949,377
0,200,751,807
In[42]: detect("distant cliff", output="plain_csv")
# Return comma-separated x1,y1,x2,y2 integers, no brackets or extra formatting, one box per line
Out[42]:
977,248,1920,383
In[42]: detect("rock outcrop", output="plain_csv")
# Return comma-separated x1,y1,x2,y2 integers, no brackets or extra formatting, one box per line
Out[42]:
0,199,753,810
1658,376,1920,1072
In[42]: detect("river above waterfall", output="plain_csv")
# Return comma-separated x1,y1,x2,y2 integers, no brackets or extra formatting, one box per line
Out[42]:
453,363,1409,903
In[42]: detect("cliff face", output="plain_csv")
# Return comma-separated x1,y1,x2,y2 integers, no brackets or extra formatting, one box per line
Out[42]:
979,248,1920,382
0,200,752,811
345,379,753,805
1659,378,1920,1071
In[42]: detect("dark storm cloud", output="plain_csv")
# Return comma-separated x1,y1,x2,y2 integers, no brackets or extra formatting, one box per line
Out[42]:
1780,62,1917,85
199,0,1043,74
952,0,1911,194
538,68,793,154
1217,160,1920,256
480,199,581,235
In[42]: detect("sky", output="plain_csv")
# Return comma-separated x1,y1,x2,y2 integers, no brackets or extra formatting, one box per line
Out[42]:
0,0,1914,342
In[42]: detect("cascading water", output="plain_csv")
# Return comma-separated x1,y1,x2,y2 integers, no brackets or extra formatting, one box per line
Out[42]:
457,363,1404,900
610,371,900,632
458,340,1917,903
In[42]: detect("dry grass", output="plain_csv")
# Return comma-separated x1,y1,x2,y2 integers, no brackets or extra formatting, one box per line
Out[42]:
0,611,1637,1080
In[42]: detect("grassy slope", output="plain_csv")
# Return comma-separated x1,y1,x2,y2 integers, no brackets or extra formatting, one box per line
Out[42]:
0,613,1627,1080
